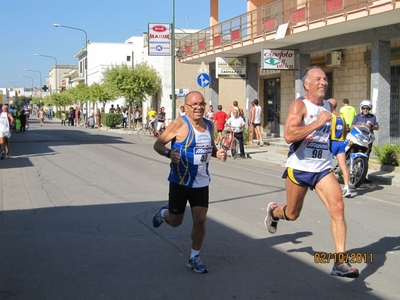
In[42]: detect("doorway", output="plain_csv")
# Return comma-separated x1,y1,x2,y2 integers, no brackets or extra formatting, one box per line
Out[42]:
263,78,281,135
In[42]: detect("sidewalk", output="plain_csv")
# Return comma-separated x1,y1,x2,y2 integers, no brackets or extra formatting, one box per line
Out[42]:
246,137,400,187
103,126,400,187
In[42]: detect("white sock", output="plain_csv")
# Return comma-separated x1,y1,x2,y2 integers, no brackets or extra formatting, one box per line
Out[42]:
160,209,167,219
344,185,349,190
190,249,200,259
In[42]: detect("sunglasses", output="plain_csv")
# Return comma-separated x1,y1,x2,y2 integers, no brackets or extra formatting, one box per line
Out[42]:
361,106,370,110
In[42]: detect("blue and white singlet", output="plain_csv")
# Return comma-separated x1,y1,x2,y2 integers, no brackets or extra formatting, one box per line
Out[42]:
285,99,332,172
168,116,214,187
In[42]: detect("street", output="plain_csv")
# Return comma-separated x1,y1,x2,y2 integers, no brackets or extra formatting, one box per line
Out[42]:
0,117,399,300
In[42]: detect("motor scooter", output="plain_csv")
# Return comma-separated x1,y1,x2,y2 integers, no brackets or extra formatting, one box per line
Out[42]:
333,125,374,188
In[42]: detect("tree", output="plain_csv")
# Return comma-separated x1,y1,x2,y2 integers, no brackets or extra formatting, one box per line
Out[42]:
102,63,161,106
67,83,90,109
89,82,113,110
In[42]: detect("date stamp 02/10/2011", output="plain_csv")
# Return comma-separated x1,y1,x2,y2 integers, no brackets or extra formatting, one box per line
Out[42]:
314,252,373,264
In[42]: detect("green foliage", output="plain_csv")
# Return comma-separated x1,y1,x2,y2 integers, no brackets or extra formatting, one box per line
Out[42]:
67,83,90,107
55,111,67,119
89,82,114,106
373,144,400,166
102,113,123,128
102,63,161,103
13,95,31,108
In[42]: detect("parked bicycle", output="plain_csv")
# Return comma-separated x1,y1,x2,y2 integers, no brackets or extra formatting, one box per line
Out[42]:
219,127,239,159
137,123,165,140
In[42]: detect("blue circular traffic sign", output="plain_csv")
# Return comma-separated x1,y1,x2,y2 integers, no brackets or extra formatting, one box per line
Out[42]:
197,73,210,88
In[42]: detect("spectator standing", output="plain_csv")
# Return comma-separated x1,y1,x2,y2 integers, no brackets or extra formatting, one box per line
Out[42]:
339,99,357,131
253,99,263,146
74,107,80,126
109,105,116,113
213,105,228,145
134,106,142,130
95,108,102,131
205,105,214,122
122,108,128,128
248,101,255,144
61,112,66,126
226,108,246,158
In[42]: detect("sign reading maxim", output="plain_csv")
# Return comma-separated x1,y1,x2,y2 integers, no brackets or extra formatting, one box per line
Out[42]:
262,49,295,70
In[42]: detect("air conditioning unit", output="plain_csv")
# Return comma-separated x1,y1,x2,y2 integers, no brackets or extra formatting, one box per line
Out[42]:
325,51,342,67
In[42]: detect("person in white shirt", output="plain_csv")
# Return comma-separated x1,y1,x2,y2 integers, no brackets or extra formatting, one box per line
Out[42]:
0,105,14,159
226,109,246,158
252,99,263,146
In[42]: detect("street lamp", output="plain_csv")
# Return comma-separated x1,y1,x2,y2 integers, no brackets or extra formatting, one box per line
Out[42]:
53,23,88,86
8,81,15,88
54,23,89,114
24,68,42,99
20,75,34,96
34,53,58,93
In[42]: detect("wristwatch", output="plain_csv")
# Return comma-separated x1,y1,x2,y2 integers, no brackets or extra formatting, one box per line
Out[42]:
164,150,171,158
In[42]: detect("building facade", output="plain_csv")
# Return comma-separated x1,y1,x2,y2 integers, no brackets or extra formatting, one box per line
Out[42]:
176,0,400,144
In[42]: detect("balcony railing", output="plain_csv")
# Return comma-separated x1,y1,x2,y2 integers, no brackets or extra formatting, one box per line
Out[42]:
176,0,398,60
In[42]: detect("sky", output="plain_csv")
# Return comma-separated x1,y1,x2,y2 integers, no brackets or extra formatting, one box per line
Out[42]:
1,0,246,90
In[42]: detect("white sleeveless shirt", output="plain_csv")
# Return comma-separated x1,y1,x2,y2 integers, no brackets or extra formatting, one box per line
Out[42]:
285,99,332,172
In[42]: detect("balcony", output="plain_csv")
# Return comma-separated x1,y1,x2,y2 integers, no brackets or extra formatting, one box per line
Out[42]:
176,0,399,63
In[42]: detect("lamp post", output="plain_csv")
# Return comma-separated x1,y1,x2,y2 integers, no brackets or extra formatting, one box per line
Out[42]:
24,69,42,99
171,0,176,119
54,24,88,86
8,81,15,88
20,75,34,96
54,23,88,113
34,53,58,93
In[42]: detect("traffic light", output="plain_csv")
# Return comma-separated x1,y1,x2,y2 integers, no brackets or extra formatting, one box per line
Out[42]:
42,85,48,91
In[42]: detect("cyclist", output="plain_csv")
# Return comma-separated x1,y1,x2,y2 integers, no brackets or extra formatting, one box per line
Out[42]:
147,107,157,132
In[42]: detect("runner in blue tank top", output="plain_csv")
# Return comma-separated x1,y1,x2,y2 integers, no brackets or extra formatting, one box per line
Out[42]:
152,91,227,273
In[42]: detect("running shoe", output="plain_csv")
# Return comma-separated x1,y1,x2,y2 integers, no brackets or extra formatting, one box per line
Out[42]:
152,203,169,228
264,202,279,234
330,262,360,278
187,255,208,274
0,151,5,160
342,189,351,198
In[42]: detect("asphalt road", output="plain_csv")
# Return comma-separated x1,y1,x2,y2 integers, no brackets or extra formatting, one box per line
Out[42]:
0,117,399,300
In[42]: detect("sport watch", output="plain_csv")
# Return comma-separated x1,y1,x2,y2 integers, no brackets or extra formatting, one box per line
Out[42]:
164,150,171,158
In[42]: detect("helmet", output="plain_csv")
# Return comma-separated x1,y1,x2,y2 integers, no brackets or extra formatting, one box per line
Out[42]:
359,100,372,113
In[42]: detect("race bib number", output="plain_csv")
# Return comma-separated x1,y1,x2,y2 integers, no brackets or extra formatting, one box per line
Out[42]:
304,133,330,160
193,147,213,165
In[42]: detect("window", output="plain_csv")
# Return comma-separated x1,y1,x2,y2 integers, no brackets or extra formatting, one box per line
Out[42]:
127,56,131,62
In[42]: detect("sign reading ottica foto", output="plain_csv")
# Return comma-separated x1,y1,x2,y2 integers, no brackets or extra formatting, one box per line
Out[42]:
148,23,171,56
262,49,295,70
215,57,247,79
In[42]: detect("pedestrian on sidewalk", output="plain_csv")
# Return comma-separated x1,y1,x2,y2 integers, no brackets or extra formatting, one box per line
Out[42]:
226,108,246,158
153,91,227,274
264,66,359,278
252,99,263,146
213,105,228,146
